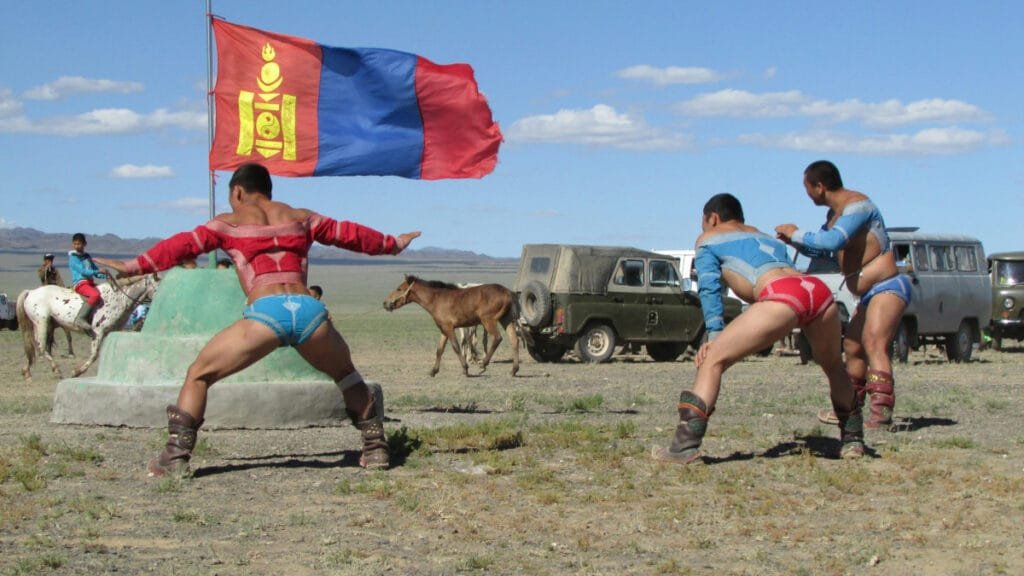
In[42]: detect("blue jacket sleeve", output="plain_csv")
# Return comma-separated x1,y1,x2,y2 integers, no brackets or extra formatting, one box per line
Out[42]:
794,204,872,252
69,252,107,282
694,245,726,340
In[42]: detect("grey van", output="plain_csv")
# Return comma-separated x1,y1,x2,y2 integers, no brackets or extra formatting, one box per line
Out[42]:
987,251,1024,350
889,229,991,363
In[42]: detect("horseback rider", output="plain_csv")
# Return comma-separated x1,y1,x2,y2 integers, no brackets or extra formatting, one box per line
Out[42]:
69,234,108,333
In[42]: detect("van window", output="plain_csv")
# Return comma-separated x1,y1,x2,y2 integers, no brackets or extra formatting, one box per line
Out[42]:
613,259,645,287
954,245,978,272
929,245,953,271
912,244,929,271
650,260,681,287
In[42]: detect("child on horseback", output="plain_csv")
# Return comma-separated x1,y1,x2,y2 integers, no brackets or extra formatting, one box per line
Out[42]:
69,233,108,333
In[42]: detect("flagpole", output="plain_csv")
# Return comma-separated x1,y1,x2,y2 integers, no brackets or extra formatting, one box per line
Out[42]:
205,0,216,267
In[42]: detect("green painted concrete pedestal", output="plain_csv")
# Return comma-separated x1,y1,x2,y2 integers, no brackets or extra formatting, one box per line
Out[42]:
51,267,349,429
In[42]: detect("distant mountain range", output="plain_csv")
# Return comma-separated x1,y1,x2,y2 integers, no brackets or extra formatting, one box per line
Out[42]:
0,227,515,264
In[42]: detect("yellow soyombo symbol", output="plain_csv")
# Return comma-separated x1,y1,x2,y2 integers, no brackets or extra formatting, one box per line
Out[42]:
236,42,297,160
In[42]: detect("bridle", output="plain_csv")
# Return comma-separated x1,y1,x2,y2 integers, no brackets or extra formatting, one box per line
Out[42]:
106,273,156,310
393,280,415,307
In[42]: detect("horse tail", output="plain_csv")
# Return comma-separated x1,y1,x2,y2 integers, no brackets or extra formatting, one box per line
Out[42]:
16,290,35,366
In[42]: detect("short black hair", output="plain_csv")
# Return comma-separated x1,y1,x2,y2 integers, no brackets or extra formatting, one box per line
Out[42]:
703,193,745,223
804,160,843,191
217,258,233,268
309,285,323,298
43,253,55,260
228,163,273,199
72,232,87,243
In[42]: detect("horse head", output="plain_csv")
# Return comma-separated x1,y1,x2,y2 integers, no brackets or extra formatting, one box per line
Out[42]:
383,274,418,311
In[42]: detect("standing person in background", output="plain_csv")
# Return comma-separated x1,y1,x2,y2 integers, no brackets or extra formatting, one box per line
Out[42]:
309,285,323,300
652,193,863,465
776,160,911,429
38,253,75,356
68,234,107,333
96,163,420,477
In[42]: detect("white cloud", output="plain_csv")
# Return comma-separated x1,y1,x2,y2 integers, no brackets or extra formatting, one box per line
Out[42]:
23,76,144,101
0,88,23,118
110,164,175,179
123,197,209,214
0,107,206,136
676,89,805,117
763,67,777,79
676,90,990,127
0,217,16,229
617,65,723,86
507,104,691,150
737,127,1005,155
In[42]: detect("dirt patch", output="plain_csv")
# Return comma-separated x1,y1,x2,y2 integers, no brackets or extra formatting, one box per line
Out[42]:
2,276,1024,575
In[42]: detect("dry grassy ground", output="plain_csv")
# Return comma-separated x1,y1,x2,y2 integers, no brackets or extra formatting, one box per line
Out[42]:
1,258,1023,575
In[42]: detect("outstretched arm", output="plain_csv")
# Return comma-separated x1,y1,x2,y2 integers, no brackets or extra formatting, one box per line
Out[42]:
391,231,421,255
309,213,420,256
96,226,222,278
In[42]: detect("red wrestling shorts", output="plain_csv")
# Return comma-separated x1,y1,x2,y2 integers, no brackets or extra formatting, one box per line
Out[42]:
757,275,834,326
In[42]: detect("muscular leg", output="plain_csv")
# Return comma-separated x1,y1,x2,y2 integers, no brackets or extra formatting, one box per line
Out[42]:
847,294,905,428
693,302,798,409
804,303,864,457
653,302,796,464
297,321,389,469
149,319,280,477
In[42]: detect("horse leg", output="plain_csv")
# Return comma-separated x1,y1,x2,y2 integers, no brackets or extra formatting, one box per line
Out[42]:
431,332,449,377
64,326,75,357
36,319,62,379
72,332,102,377
445,327,471,377
506,322,520,376
478,320,503,375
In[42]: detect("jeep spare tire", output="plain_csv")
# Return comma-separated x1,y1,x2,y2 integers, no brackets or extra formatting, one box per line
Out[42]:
520,281,552,327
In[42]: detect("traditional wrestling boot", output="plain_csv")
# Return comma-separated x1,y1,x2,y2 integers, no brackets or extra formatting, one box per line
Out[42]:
817,374,867,425
73,302,94,333
347,382,390,470
865,369,895,429
147,405,203,478
651,391,710,465
833,405,865,459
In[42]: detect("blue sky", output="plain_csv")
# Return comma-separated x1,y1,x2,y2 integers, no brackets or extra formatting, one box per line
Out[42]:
1,1,1020,258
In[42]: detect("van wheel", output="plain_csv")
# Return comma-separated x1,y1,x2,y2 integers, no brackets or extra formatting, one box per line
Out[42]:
945,321,973,363
647,342,685,362
575,324,616,363
519,281,552,328
891,321,910,364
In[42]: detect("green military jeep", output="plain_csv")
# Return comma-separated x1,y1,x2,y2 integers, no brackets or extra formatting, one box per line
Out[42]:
988,251,1024,350
513,244,738,363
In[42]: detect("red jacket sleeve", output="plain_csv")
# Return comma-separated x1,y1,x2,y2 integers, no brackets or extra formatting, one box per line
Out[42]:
123,225,223,274
308,213,397,255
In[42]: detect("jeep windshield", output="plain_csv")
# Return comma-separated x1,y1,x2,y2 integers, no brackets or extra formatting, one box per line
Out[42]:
995,260,1024,286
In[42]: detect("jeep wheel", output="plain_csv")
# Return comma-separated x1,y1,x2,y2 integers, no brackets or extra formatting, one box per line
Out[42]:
890,320,909,364
575,324,616,363
945,321,973,363
647,342,685,362
528,337,566,363
519,281,552,328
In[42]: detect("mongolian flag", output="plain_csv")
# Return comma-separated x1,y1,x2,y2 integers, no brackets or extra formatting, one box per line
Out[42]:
210,19,502,179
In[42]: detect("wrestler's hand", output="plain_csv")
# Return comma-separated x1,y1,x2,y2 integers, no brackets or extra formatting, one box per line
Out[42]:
392,231,422,255
775,224,797,244
695,341,711,368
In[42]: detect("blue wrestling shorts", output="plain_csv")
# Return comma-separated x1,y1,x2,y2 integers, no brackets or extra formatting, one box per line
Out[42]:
859,274,912,308
243,294,327,347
